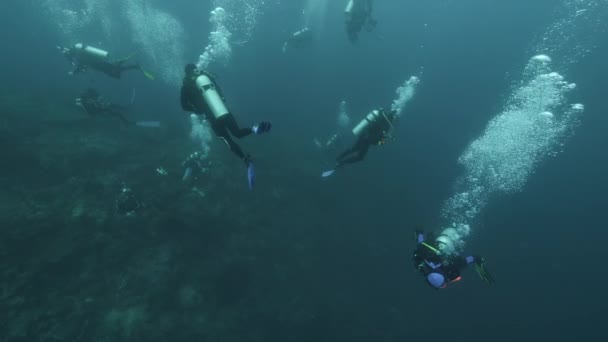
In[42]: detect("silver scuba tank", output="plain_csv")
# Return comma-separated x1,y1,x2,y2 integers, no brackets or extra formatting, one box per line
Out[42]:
195,74,230,119
74,43,109,60
345,0,355,15
352,109,380,136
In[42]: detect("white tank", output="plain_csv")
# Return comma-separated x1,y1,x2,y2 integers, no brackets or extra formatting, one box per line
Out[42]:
74,43,109,60
196,74,230,119
435,228,459,252
352,109,380,136
345,0,355,15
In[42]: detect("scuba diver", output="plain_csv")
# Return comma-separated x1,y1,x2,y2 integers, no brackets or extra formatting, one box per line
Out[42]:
413,230,495,289
322,108,396,177
75,88,132,125
115,183,141,217
58,43,154,80
180,64,272,190
282,27,313,53
181,151,209,183
344,0,377,44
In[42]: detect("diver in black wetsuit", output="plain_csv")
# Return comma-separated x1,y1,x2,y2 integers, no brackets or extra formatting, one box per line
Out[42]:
58,43,153,80
282,27,313,53
335,108,396,168
344,0,377,44
180,64,272,167
75,88,131,125
413,231,495,289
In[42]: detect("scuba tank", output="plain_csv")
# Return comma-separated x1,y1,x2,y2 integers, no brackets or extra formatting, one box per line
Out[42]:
345,0,355,16
352,109,381,136
73,43,109,60
435,227,468,255
195,73,230,119
435,228,458,251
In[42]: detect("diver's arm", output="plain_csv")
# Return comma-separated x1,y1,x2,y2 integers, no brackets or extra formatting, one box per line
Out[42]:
180,87,196,112
415,230,428,244
71,63,87,75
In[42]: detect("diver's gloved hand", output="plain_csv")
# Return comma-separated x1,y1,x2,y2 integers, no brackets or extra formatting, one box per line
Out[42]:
473,256,496,286
415,230,425,243
252,121,272,135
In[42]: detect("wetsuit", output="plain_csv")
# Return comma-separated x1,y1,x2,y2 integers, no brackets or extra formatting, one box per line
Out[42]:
283,28,313,52
346,0,376,43
77,89,131,125
180,72,253,163
64,47,140,79
336,109,392,167
413,232,477,288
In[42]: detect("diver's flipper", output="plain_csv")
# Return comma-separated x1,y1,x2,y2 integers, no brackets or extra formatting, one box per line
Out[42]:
475,261,495,286
247,162,255,191
140,67,155,80
321,169,336,178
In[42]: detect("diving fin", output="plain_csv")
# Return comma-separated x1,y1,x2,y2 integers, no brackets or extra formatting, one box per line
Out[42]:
247,162,255,191
475,261,495,286
321,169,336,178
140,67,155,80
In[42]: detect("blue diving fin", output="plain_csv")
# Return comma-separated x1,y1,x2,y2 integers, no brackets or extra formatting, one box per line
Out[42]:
247,162,255,190
321,169,336,178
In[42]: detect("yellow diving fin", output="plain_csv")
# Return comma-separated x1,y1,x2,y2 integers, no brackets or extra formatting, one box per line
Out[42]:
475,260,496,286
136,66,155,80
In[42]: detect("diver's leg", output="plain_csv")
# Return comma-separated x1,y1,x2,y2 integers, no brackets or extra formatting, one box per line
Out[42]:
107,108,132,125
337,141,369,166
214,121,248,162
221,135,248,162
223,115,253,138
337,149,367,165
120,64,141,72
336,146,356,163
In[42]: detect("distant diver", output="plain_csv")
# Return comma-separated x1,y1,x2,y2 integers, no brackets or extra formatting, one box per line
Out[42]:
282,27,313,53
115,183,141,217
344,0,377,44
75,88,132,125
180,64,272,190
182,151,208,183
413,230,495,289
322,108,396,177
58,43,154,80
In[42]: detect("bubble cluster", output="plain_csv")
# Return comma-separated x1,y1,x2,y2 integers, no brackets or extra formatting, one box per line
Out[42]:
40,0,114,42
40,0,91,40
190,114,213,158
125,0,186,85
212,0,266,45
438,55,583,254
337,100,350,129
197,7,232,70
534,0,608,69
391,76,420,117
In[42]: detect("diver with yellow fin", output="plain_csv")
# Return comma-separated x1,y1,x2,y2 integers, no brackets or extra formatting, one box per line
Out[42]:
58,43,154,80
321,108,396,177
413,230,495,289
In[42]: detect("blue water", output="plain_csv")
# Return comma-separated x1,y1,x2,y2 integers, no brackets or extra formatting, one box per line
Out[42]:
1,0,607,341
